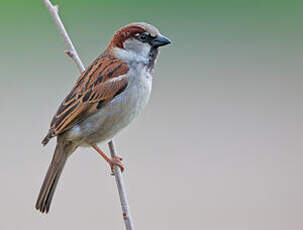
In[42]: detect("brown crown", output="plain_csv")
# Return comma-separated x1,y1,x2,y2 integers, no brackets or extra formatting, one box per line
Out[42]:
108,22,159,49
109,25,145,49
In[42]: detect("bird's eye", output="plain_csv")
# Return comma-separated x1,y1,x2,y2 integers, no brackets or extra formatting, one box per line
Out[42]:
137,33,148,41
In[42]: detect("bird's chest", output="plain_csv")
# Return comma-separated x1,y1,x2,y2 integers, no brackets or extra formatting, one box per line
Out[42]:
71,67,152,144
110,69,152,126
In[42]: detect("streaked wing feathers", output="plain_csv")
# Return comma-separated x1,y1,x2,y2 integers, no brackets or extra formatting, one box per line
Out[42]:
43,54,129,144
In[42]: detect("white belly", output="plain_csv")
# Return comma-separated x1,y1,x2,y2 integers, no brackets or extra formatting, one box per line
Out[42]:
66,67,152,146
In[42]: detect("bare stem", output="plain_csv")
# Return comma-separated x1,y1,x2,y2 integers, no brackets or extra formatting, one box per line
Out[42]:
108,141,135,230
42,1,135,229
43,0,85,73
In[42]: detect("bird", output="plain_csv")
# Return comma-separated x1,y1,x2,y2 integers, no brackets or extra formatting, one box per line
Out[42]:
35,22,171,213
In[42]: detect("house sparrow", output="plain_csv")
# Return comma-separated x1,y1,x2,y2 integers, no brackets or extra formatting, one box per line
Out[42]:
36,22,171,213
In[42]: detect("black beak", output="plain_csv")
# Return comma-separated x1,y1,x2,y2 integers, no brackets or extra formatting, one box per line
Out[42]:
151,34,171,48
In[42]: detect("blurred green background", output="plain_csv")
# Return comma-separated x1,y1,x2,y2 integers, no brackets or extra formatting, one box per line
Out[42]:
1,0,303,229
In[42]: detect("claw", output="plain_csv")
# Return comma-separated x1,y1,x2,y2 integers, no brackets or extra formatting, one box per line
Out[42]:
90,144,125,175
110,156,124,175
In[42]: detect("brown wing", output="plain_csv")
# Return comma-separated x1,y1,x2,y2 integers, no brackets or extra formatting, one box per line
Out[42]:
42,53,129,145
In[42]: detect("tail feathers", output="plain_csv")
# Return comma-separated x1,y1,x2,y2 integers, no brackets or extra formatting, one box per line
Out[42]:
36,142,71,213
42,130,54,146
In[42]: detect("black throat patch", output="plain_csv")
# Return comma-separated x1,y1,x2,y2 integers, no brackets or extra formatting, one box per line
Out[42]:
147,48,159,71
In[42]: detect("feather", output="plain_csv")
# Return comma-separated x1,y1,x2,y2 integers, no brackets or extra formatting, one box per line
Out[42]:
43,52,129,143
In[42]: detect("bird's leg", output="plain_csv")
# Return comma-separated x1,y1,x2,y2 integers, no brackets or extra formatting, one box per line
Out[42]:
90,144,124,175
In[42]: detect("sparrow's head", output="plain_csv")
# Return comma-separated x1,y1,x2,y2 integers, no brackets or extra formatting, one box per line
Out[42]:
108,22,171,67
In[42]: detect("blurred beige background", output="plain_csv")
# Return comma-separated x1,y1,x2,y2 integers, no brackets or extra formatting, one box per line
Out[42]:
0,0,303,229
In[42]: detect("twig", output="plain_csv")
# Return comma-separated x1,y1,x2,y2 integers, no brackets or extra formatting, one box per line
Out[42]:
108,141,135,230
42,1,135,229
43,0,85,73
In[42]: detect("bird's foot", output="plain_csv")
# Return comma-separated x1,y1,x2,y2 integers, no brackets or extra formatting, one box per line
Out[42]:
110,156,124,175
90,144,125,175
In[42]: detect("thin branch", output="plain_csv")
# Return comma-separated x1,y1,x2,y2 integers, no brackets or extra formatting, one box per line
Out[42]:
42,1,135,229
43,0,85,73
108,141,135,230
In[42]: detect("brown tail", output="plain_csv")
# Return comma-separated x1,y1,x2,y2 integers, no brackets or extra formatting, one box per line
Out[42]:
36,141,74,213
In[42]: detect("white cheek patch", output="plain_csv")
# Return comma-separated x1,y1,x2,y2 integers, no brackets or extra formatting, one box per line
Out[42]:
123,39,151,57
112,39,151,64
